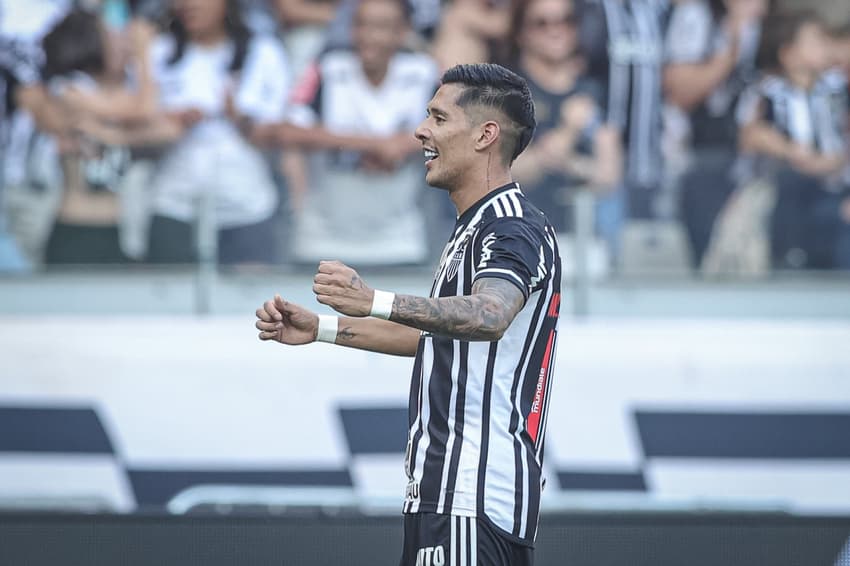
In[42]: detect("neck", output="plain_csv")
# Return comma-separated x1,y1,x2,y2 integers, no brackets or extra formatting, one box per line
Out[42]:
362,62,390,86
520,53,579,92
450,157,514,216
785,67,817,90
191,26,228,47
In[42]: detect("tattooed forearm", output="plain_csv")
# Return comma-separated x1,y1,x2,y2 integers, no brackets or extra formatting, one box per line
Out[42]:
390,278,525,341
327,317,420,357
337,325,357,342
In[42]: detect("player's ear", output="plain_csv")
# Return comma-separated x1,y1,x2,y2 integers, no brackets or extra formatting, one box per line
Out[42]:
475,120,501,153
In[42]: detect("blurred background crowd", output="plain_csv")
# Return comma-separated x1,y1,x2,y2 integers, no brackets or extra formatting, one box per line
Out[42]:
0,0,848,275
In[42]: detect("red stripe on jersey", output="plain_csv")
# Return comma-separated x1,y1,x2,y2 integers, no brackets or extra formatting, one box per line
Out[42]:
527,329,555,444
547,293,561,318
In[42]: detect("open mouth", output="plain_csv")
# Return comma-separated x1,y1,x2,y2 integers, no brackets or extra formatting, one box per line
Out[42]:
423,148,439,163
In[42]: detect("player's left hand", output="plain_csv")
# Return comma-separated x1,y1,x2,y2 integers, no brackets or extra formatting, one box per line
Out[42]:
312,260,374,317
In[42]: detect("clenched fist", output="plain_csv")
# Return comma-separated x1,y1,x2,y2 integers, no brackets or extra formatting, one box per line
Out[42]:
312,260,375,317
255,295,319,345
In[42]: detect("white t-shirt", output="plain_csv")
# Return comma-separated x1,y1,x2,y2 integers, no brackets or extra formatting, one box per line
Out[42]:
149,34,290,227
151,34,289,125
288,49,438,265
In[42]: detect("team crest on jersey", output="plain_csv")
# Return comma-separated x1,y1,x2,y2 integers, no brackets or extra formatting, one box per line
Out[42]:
445,246,465,282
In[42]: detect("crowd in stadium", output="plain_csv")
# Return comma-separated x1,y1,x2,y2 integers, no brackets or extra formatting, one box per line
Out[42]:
0,0,848,273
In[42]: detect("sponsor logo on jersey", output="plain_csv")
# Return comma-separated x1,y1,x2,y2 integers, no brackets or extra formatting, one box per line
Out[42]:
477,232,498,269
405,480,420,502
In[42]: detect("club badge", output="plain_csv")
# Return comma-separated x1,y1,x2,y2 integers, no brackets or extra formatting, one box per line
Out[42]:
446,245,465,282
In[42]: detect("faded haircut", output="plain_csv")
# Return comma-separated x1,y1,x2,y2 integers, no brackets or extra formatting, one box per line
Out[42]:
440,63,537,165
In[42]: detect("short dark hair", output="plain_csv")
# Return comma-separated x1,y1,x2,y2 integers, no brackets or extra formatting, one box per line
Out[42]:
756,10,823,73
440,63,536,165
42,9,106,80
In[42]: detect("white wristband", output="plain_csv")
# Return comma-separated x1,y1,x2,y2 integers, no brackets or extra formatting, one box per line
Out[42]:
370,290,395,320
316,315,339,343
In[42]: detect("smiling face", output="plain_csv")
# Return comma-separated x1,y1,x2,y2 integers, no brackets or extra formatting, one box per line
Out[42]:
414,83,484,191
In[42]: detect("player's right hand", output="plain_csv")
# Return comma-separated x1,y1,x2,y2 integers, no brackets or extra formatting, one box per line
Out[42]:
255,295,319,345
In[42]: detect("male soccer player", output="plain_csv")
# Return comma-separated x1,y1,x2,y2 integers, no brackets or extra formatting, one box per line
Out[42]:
255,63,561,566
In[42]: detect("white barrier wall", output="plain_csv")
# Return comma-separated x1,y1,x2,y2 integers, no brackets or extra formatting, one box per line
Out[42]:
0,316,848,513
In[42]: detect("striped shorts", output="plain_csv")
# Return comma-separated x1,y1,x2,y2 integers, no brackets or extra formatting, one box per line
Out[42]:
399,512,534,566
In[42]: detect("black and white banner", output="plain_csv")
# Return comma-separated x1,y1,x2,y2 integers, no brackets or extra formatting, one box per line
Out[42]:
0,317,848,514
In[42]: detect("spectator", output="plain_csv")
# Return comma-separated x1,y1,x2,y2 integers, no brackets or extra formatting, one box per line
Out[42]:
36,10,123,264
2,10,161,263
145,0,290,264
509,0,623,254
578,0,668,218
430,0,511,71
738,11,850,270
260,0,437,265
0,0,73,271
665,0,767,267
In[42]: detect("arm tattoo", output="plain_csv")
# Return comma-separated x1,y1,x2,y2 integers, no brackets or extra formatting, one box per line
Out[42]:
337,326,357,342
390,278,525,341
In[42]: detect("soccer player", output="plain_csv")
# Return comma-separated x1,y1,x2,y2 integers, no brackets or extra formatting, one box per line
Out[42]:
255,63,561,566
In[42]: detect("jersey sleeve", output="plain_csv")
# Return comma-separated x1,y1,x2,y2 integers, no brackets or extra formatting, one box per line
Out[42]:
472,216,548,301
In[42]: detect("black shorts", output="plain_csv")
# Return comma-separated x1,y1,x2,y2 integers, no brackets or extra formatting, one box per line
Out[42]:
399,512,533,566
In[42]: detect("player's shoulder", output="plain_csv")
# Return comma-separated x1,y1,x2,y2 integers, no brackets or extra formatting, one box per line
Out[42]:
477,186,553,238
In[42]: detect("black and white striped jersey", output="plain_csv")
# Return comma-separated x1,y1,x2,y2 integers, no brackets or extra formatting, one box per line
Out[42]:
581,0,669,188
736,71,850,184
737,72,849,156
402,182,562,546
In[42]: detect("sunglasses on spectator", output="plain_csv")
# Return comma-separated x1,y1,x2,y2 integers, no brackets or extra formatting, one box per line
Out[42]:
526,14,577,29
